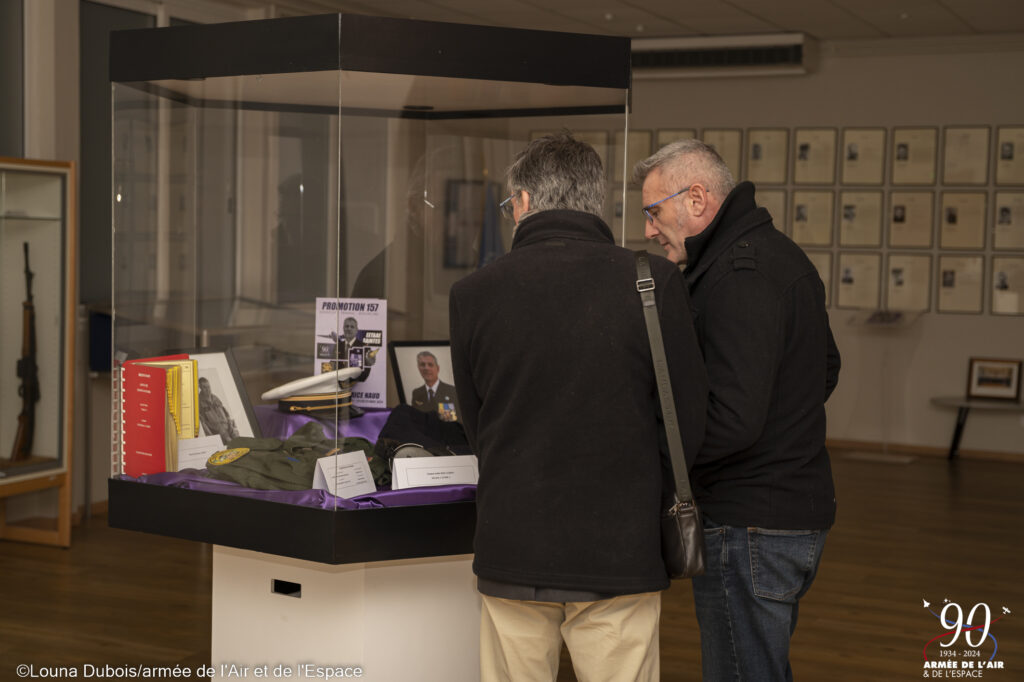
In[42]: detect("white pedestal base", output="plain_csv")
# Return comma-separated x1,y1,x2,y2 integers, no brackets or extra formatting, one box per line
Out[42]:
211,546,480,681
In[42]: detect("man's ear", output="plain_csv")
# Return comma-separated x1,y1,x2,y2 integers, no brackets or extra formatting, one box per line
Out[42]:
520,190,531,214
687,185,710,217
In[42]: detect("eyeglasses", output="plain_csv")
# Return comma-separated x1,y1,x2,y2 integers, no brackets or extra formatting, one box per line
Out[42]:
499,193,516,220
642,185,692,224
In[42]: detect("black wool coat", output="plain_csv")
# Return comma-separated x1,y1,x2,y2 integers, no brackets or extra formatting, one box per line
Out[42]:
683,181,840,530
449,209,708,594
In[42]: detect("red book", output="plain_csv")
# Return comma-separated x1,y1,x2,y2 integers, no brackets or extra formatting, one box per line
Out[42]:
121,362,178,478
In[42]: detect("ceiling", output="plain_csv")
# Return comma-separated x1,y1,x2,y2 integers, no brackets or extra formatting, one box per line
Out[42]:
210,0,1024,40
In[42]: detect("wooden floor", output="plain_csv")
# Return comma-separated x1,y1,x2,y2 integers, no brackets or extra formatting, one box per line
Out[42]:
1,450,1021,681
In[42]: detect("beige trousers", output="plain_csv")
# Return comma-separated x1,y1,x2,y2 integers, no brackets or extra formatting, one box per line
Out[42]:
479,592,661,682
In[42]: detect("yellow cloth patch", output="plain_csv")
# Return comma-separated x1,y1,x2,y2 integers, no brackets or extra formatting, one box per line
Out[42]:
207,447,250,466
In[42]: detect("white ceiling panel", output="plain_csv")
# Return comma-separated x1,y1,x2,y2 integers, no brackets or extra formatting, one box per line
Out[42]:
625,0,782,35
196,0,1024,40
725,0,885,39
830,0,973,36
939,0,1024,33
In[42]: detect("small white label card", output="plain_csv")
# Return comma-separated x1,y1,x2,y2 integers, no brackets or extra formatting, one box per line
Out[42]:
313,450,377,498
392,455,479,490
177,435,225,471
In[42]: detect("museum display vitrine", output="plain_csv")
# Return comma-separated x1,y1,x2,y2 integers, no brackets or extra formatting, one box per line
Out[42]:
107,13,631,563
0,157,76,547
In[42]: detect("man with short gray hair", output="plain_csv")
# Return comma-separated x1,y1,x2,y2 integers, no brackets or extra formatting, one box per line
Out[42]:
450,132,708,681
634,139,841,681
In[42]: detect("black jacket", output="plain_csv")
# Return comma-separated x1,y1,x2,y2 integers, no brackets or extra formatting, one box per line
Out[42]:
684,182,839,530
450,209,708,594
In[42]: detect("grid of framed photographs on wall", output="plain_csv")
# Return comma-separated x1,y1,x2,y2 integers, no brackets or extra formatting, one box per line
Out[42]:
757,124,1023,316
530,124,1024,315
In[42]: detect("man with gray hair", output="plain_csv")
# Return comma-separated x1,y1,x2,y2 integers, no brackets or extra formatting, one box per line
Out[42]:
450,132,707,680
633,138,840,681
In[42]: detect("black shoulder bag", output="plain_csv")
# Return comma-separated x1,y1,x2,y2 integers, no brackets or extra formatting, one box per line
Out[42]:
635,250,706,579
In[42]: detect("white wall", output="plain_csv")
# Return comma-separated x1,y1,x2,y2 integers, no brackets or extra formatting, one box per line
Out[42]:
631,35,1024,455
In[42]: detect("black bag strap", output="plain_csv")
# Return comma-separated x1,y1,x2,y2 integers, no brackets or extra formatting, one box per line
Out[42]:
635,250,694,503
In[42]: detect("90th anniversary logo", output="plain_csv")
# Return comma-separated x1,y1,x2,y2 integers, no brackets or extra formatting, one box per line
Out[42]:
922,598,1011,677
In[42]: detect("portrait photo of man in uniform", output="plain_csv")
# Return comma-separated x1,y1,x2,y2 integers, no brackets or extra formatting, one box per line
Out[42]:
388,342,461,422
198,375,239,446
410,350,461,422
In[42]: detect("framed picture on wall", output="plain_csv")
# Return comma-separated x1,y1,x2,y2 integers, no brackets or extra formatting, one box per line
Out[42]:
612,188,646,246
805,250,833,307
836,252,881,310
756,189,786,232
996,126,1024,185
994,192,1024,249
966,358,1022,401
939,192,987,250
443,179,495,268
790,190,834,246
841,127,886,185
702,128,743,180
613,130,652,182
793,128,837,184
937,255,984,314
891,127,938,185
657,129,697,148
943,126,990,185
839,190,883,247
886,253,932,312
992,256,1024,315
746,128,789,184
888,191,934,248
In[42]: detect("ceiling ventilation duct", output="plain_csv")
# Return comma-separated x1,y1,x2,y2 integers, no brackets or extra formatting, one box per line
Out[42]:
632,33,815,79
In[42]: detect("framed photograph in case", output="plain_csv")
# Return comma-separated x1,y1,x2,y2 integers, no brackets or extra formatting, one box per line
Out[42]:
937,255,984,314
966,357,1022,401
756,189,786,232
657,129,697,147
996,126,1024,185
836,252,881,310
841,127,886,185
805,250,833,307
388,340,462,421
991,256,1024,315
939,192,986,250
793,128,837,184
943,126,990,185
747,128,788,184
191,350,262,441
886,253,932,312
839,190,883,247
892,127,938,185
994,192,1024,249
613,130,652,182
888,191,934,248
702,128,743,180
791,190,834,246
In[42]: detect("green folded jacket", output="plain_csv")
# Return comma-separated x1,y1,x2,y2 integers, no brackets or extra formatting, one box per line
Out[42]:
204,421,376,491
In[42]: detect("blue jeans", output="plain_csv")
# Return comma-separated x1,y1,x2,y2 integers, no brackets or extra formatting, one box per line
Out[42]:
691,516,828,681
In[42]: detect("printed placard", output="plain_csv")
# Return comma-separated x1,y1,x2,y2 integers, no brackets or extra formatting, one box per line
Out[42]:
314,297,387,408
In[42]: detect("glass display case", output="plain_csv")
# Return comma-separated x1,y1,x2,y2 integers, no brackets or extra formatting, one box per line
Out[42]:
108,13,631,563
0,157,76,547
